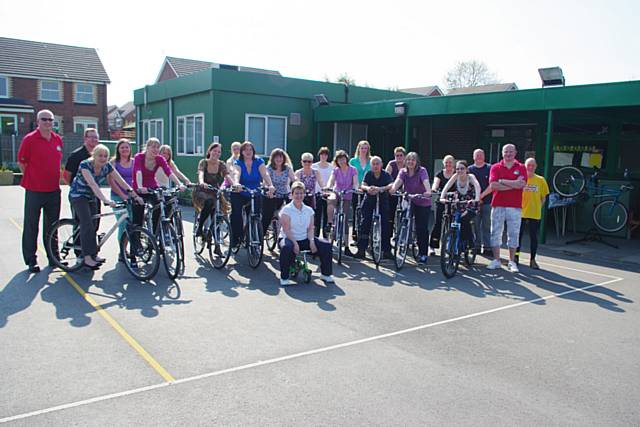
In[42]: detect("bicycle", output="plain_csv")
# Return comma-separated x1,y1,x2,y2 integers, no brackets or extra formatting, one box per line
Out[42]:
324,188,355,265
393,192,426,270
364,189,388,266
46,197,161,281
265,194,290,252
231,186,265,268
351,190,364,245
142,188,184,279
191,184,232,269
439,195,478,279
552,166,634,233
165,188,186,276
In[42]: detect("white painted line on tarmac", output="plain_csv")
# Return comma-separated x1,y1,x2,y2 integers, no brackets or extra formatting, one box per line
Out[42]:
0,275,624,424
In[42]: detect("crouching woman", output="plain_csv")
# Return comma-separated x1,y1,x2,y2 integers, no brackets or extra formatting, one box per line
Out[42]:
278,181,334,286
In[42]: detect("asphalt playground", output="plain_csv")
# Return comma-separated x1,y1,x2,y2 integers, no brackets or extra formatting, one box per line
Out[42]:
0,186,638,426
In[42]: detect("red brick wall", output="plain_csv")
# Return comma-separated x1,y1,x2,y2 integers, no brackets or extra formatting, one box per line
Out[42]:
157,63,177,82
10,77,108,137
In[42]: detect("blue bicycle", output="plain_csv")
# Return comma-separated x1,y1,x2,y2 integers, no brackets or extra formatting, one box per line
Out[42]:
440,195,478,279
552,166,633,233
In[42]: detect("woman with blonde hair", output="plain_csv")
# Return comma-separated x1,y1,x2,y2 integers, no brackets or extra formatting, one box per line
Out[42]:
69,144,141,269
226,141,242,181
156,144,191,188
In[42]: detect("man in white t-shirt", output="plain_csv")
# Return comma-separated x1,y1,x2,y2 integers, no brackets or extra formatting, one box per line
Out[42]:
279,181,334,286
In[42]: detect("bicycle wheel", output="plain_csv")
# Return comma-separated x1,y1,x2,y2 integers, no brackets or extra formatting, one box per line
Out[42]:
193,211,206,255
464,244,477,266
336,213,344,265
593,200,628,233
440,229,460,279
266,218,279,251
553,166,585,198
161,222,181,279
173,209,185,274
120,226,160,281
46,219,84,272
247,217,264,268
372,215,382,266
411,223,419,261
394,219,409,270
209,216,232,269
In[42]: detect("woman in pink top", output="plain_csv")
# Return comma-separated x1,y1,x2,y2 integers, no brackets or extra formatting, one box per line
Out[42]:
131,137,186,230
325,150,359,255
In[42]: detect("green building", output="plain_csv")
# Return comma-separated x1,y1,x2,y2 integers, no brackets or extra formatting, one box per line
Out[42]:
135,62,640,239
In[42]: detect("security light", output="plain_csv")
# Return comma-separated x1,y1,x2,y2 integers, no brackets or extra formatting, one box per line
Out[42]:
394,102,407,116
538,67,565,87
314,94,330,106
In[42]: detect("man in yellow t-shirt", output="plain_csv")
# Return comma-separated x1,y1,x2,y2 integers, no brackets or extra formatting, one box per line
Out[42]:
516,158,549,269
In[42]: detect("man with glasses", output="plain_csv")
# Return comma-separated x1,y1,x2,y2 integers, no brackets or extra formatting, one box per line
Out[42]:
468,148,493,256
63,128,99,184
385,146,406,236
17,109,63,272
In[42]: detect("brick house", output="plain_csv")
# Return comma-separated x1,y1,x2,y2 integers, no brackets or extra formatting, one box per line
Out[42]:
108,101,136,140
0,37,110,138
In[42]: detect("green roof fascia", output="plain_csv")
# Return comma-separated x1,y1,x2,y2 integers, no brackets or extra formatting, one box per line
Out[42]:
134,69,213,105
314,80,640,122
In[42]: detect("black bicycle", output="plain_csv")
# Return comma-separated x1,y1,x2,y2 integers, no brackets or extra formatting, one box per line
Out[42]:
231,186,265,268
324,189,355,265
393,192,424,270
366,189,388,266
191,184,232,269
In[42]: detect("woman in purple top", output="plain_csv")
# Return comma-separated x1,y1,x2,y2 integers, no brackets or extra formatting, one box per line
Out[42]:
109,138,134,243
390,152,432,264
325,150,359,255
131,137,186,232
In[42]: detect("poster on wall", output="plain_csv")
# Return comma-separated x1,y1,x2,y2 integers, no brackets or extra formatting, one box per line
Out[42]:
553,152,573,166
553,142,607,168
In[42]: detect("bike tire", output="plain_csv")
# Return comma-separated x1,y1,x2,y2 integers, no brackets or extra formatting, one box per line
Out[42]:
464,245,477,266
209,216,232,269
173,209,185,275
303,269,312,284
193,211,206,255
266,218,279,251
372,216,382,266
161,222,181,279
440,229,460,279
394,219,409,270
46,218,84,272
247,217,264,268
593,200,628,233
336,213,344,265
553,166,585,198
120,226,160,281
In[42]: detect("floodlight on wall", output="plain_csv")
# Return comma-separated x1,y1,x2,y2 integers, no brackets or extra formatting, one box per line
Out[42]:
538,67,565,87
314,94,330,106
394,102,407,116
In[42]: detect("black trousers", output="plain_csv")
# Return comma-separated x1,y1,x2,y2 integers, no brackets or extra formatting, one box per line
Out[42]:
132,194,160,232
357,197,391,252
262,196,287,235
413,205,431,256
230,193,263,246
70,197,99,257
314,195,328,237
197,198,216,235
279,237,332,280
22,189,61,265
517,218,540,260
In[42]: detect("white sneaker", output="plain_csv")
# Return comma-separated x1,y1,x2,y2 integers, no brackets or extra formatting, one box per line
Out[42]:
508,261,519,273
280,278,296,286
320,274,335,283
487,259,501,270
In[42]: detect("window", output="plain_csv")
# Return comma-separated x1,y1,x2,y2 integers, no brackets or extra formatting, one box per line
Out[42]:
142,119,163,143
53,116,62,134
40,80,62,102
333,122,368,155
75,83,95,104
0,115,17,135
177,114,204,155
74,117,98,134
245,114,287,155
0,76,7,98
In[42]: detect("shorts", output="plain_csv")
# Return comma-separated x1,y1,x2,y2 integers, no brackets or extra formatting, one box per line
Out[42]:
490,207,522,248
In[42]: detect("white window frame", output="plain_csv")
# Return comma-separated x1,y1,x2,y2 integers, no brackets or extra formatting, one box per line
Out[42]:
40,80,62,102
73,117,98,134
176,113,205,156
0,76,8,98
244,114,288,156
74,83,95,104
142,118,164,144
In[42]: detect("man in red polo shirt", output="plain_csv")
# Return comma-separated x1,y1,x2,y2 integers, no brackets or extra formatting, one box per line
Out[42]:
17,109,63,272
487,143,527,273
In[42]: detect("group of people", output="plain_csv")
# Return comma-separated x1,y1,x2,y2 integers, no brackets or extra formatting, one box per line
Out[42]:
17,109,548,285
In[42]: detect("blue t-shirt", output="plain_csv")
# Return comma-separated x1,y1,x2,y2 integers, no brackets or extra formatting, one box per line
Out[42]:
69,159,114,200
235,157,265,195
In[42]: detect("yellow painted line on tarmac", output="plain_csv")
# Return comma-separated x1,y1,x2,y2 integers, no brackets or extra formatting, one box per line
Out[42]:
8,217,175,383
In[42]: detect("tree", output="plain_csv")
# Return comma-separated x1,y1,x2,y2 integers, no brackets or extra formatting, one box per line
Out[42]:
327,73,356,86
444,60,499,89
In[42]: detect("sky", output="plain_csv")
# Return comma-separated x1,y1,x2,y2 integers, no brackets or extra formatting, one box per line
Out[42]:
2,0,639,107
